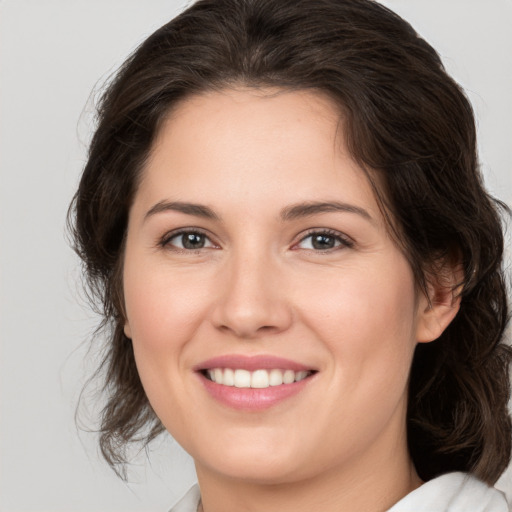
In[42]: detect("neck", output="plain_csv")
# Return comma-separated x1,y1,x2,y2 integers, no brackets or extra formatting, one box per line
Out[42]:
195,429,422,512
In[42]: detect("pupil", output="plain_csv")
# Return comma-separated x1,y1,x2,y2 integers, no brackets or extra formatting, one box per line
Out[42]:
182,233,205,249
312,234,334,250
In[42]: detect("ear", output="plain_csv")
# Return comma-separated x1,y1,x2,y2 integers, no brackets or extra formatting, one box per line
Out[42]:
416,262,463,343
124,321,132,339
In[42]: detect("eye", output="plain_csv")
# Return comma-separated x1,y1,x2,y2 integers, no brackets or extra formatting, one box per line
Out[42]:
295,230,353,251
161,230,216,250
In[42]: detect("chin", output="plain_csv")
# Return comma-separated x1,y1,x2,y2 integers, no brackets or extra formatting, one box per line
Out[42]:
203,458,308,485
193,437,321,485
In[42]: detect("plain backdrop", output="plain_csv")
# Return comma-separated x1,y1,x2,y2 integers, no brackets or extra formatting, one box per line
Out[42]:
0,1,511,511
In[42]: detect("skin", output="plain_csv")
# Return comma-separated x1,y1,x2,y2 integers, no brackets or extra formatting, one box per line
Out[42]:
123,88,460,512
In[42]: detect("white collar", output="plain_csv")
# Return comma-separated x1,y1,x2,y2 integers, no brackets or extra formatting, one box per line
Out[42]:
168,473,509,512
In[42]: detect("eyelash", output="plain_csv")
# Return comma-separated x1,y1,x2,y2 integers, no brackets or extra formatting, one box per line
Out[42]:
294,229,354,252
158,228,354,252
159,228,215,252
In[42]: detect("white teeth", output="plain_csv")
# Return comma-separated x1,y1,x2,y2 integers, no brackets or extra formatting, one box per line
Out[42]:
283,369,295,384
214,368,223,384
251,369,269,388
223,368,235,386
206,368,312,388
269,369,283,386
295,370,309,382
234,369,251,388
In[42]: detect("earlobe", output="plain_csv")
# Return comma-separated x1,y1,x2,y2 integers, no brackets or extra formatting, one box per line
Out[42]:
124,322,132,339
416,265,463,343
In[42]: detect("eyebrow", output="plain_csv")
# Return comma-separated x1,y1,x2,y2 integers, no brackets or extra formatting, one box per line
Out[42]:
144,200,221,221
144,200,373,224
280,201,373,223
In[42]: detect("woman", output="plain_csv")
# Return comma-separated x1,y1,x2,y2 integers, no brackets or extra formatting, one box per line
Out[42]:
69,0,511,510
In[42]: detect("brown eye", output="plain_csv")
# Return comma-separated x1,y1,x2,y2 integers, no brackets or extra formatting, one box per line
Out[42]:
311,234,337,250
296,230,353,251
181,232,206,249
163,230,215,250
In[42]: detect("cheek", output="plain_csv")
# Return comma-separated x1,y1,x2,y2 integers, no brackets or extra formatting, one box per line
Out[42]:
298,257,419,380
122,260,217,427
122,262,210,426
123,263,209,352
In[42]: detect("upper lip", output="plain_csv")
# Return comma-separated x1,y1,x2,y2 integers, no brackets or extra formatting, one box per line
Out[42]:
194,355,315,372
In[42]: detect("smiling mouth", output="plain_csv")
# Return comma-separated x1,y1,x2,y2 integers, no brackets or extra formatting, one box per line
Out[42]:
201,368,316,389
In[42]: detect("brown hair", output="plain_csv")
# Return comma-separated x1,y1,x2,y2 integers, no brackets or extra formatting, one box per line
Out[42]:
69,0,511,483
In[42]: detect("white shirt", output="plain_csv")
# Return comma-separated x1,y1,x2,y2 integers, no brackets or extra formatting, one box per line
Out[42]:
168,473,509,512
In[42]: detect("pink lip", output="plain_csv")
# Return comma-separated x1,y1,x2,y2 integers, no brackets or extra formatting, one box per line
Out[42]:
194,354,314,372
194,354,317,411
199,376,313,411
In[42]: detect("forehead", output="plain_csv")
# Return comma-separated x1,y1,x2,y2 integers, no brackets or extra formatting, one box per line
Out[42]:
152,87,343,161
134,87,383,226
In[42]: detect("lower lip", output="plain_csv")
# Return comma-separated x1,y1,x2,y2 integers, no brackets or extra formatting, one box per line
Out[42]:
198,373,313,411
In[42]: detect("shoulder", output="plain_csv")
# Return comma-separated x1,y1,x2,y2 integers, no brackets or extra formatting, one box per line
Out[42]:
387,472,509,512
168,484,201,512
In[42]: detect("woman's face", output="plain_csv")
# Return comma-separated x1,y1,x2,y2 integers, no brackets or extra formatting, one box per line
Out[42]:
123,88,433,484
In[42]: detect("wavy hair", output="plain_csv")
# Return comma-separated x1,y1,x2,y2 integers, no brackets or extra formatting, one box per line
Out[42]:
69,0,511,482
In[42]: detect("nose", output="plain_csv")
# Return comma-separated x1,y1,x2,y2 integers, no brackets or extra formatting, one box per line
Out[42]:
211,251,293,339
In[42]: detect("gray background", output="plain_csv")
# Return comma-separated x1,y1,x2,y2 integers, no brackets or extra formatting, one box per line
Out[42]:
0,1,511,510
